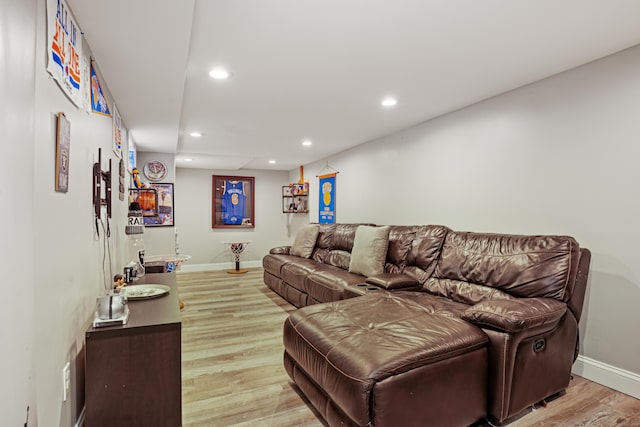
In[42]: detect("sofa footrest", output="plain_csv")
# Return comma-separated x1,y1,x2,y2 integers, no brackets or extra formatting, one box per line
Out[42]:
283,294,489,426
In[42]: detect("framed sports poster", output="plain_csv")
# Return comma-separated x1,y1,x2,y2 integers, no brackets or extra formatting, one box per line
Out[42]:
130,183,174,226
55,112,70,193
318,173,336,224
212,175,255,229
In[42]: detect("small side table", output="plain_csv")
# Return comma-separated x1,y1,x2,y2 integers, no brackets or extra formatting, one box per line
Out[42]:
223,241,251,274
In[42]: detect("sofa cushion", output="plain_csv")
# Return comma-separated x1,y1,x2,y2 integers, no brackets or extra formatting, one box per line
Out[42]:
435,231,580,301
349,225,390,277
291,224,320,258
423,278,515,305
461,298,567,333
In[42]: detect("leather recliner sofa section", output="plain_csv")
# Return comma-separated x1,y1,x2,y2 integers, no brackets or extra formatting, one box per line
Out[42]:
263,224,591,426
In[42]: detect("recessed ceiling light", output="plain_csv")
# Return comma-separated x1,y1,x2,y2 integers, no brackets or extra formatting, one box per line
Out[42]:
184,158,193,162
189,131,202,137
302,140,313,146
268,160,277,164
209,68,230,79
381,98,398,107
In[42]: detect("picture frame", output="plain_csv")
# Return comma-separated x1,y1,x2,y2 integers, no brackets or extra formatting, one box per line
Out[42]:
55,112,70,193
212,175,255,229
129,183,174,226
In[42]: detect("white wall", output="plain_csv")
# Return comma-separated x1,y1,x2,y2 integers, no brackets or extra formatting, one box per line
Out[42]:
300,45,640,387
5,2,130,425
175,167,291,269
0,0,36,424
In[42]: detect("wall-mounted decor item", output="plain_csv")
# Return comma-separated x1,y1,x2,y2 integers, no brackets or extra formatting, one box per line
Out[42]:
46,0,83,108
112,105,123,158
130,183,174,226
317,162,339,224
55,112,71,193
318,173,336,224
118,159,125,201
212,175,255,229
143,160,168,182
282,183,309,213
90,60,111,116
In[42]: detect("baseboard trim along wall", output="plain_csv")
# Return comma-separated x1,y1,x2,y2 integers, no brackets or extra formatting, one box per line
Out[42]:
179,260,263,273
573,355,640,399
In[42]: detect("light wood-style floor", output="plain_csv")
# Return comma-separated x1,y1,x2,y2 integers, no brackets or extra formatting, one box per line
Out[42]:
177,269,640,427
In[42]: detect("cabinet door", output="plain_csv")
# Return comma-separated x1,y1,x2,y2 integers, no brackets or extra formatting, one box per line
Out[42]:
85,326,181,427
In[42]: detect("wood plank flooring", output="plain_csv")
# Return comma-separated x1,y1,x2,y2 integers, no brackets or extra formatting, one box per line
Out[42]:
177,269,640,427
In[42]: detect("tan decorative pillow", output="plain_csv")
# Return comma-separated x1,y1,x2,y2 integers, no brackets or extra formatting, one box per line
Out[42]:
290,224,320,258
349,226,390,276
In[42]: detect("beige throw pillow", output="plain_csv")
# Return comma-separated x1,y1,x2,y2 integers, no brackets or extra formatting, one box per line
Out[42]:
290,224,320,258
349,225,390,276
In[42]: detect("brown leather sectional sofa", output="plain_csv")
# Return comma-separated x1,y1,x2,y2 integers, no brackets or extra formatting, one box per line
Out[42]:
263,223,591,426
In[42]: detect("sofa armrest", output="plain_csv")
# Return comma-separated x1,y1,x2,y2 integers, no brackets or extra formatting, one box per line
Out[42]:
461,298,567,334
270,246,291,255
366,273,420,291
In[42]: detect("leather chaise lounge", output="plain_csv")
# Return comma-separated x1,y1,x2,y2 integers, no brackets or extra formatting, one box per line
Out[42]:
263,223,591,426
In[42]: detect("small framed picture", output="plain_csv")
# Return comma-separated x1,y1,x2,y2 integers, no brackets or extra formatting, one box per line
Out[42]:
55,112,70,193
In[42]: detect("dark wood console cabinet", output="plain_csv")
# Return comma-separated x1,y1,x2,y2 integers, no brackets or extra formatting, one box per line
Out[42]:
85,273,182,426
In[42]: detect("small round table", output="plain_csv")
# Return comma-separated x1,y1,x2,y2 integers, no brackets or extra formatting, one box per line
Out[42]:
223,241,251,274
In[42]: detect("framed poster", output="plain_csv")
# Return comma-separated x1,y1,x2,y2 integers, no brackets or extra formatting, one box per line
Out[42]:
129,183,174,226
55,112,70,193
212,175,255,229
318,173,336,224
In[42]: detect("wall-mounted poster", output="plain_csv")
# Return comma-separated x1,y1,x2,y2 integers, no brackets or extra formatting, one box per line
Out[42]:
130,183,174,226
90,60,111,116
55,112,71,193
212,175,255,229
318,173,336,224
112,105,122,158
46,0,83,108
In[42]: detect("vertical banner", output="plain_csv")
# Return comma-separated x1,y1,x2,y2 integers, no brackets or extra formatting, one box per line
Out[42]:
318,173,336,224
47,0,83,108
112,105,123,158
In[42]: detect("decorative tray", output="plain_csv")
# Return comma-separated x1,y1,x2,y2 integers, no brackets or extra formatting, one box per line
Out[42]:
121,284,170,300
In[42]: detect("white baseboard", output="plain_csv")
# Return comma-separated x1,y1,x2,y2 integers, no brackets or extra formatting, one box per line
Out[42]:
179,260,262,273
573,355,640,399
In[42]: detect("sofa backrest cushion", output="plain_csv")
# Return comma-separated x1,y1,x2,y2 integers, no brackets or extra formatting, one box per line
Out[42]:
432,231,580,302
311,224,337,263
322,224,366,270
330,224,360,252
349,225,390,276
290,224,320,258
385,226,421,274
402,225,450,285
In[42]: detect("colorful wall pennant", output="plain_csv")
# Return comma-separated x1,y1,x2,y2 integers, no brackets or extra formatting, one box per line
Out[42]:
318,173,336,224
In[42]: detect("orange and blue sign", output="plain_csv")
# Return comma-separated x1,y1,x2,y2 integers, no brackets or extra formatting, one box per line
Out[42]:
47,0,83,107
90,61,111,116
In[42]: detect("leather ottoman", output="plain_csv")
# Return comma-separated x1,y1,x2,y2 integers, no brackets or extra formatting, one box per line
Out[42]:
283,293,489,426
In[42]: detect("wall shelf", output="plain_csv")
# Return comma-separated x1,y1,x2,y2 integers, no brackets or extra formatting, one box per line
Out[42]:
283,183,309,213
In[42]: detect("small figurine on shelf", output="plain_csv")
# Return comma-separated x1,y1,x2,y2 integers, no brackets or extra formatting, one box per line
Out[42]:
113,274,126,292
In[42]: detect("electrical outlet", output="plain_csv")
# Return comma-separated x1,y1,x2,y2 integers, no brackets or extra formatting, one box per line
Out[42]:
62,362,70,401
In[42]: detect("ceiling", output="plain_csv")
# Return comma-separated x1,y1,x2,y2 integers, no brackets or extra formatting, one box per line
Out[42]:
67,0,640,171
